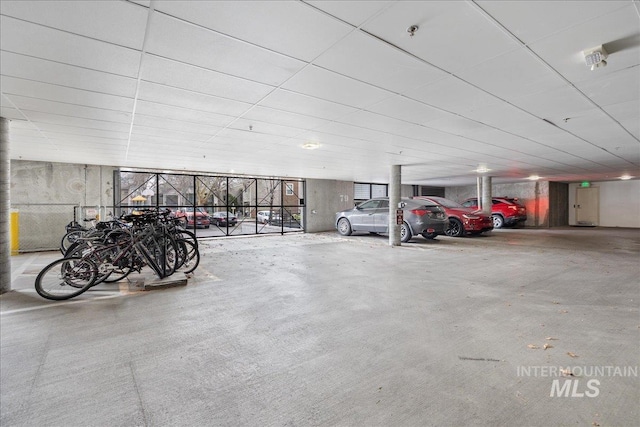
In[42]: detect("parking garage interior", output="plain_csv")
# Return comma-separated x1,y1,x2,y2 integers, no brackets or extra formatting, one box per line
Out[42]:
1,1,639,426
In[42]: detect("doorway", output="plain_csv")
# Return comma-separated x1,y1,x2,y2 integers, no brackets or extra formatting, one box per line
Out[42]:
575,187,599,226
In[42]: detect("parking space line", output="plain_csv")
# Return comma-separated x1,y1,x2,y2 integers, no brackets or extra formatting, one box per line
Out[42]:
0,290,136,316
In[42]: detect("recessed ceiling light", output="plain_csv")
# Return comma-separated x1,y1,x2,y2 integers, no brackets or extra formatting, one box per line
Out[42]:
474,166,490,173
620,174,632,180
302,142,321,150
527,175,540,180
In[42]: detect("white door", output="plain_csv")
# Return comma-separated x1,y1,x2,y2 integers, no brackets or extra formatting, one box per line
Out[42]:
575,187,599,226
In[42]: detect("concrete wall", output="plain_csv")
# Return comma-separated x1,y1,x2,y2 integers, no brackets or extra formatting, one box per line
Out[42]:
305,179,354,232
568,180,640,228
445,180,550,227
11,160,116,251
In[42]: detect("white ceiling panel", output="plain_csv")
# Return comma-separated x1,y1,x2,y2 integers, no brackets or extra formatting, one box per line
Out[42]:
224,121,295,143
560,113,640,152
0,52,137,97
18,111,131,133
241,106,332,132
2,1,638,185
259,89,358,121
5,95,132,124
0,0,148,49
509,86,597,121
528,4,640,84
145,13,305,86
35,123,129,140
281,65,392,109
366,95,454,125
133,112,223,136
476,1,629,44
575,66,640,108
306,1,394,28
462,102,569,140
361,1,521,74
41,133,127,148
457,48,567,102
0,15,141,77
130,125,210,142
314,31,447,93
228,118,308,140
408,76,501,114
154,1,353,62
603,100,640,140
137,81,251,118
134,100,234,129
141,54,274,104
1,76,135,112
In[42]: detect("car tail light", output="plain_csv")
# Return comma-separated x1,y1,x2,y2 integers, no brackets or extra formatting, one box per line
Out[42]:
508,205,517,210
411,208,445,219
410,209,429,217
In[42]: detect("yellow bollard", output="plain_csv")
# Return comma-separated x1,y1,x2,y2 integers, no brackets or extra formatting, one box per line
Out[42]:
10,210,19,255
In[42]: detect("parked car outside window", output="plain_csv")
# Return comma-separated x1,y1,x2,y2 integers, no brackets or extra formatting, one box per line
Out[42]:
257,210,279,224
335,197,449,242
211,211,237,227
413,196,493,237
461,197,527,228
175,207,211,228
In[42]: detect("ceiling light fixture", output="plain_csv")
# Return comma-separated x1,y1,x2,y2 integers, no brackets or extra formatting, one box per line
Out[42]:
474,166,490,174
583,45,608,71
302,142,321,150
527,175,540,180
620,174,632,180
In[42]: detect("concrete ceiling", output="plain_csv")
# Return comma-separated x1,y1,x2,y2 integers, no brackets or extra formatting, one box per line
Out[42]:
1,0,639,186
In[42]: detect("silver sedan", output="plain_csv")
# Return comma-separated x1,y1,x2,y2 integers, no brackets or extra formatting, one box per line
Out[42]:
335,197,449,242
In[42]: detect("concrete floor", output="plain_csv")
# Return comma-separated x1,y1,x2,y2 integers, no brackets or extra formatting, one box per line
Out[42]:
1,227,639,426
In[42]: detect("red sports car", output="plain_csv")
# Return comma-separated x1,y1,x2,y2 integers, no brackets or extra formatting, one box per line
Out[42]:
461,197,527,229
413,196,493,237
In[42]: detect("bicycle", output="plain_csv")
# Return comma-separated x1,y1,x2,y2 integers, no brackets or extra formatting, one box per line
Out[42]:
37,215,179,300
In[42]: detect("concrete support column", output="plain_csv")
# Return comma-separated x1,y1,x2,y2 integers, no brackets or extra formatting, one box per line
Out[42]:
389,164,401,246
476,176,483,209
0,117,10,294
481,175,492,216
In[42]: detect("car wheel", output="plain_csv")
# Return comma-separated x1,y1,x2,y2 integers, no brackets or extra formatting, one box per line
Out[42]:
337,218,352,236
492,214,504,229
400,222,412,243
445,218,464,237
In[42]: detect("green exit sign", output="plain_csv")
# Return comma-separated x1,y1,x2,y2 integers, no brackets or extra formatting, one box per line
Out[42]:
581,181,591,187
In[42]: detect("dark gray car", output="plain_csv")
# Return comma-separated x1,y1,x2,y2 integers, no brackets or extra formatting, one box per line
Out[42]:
335,197,449,242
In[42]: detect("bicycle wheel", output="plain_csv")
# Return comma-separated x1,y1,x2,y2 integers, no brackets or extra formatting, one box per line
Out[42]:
176,239,200,274
60,230,85,254
174,228,198,249
35,257,97,300
64,241,114,285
